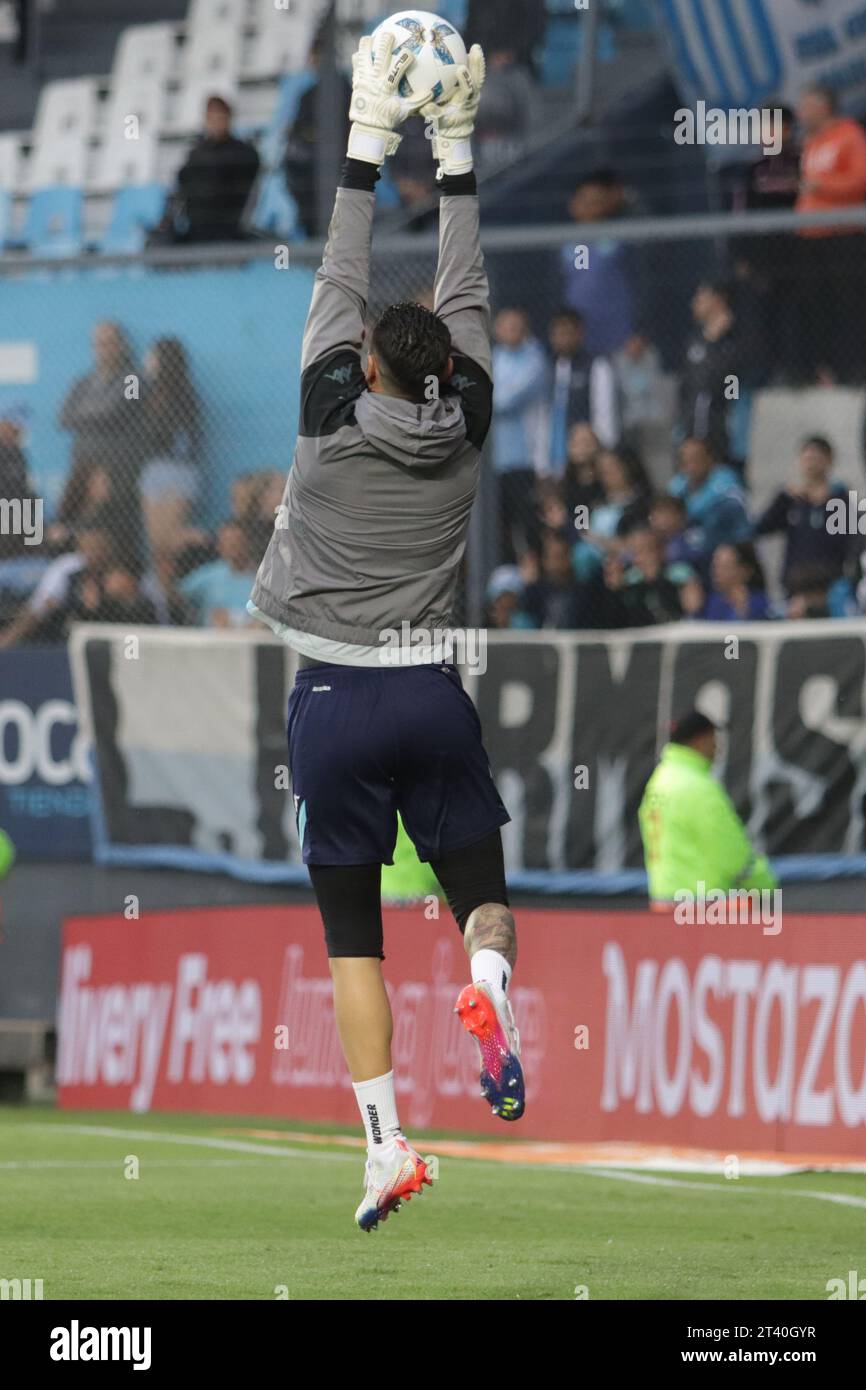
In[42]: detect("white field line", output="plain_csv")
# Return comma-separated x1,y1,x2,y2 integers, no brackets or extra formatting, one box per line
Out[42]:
577,1166,866,1210
24,1123,866,1209
0,1158,315,1170
28,1123,356,1163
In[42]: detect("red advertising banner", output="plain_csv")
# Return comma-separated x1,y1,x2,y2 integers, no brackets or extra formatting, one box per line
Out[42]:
58,907,866,1156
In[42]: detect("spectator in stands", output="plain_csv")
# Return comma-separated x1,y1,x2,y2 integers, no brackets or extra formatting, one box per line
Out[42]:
173,96,260,243
177,520,258,628
522,529,586,629
69,563,159,627
485,565,533,630
0,409,35,559
282,35,352,238
0,508,116,648
648,493,702,570
562,170,636,357
796,84,866,384
678,279,740,466
612,332,666,446
578,445,650,571
474,44,538,173
602,528,695,628
57,321,144,563
546,309,619,477
561,422,604,524
702,541,770,622
491,306,549,561
139,338,202,565
753,435,850,595
246,469,285,562
466,0,547,76
785,565,852,620
669,437,750,563
733,107,802,384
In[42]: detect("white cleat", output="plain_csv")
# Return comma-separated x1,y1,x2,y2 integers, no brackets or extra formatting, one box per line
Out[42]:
354,1136,433,1232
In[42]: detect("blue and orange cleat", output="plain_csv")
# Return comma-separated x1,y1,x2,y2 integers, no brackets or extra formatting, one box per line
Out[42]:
355,1136,433,1232
455,981,525,1121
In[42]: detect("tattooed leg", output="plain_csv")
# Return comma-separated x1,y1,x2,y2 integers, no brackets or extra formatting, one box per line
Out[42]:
463,902,517,970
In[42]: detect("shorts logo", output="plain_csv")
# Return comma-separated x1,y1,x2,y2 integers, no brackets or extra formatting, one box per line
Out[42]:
295,798,307,849
312,685,332,693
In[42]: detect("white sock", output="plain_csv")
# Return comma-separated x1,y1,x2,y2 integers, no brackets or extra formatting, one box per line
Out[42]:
353,1070,402,1152
471,948,512,1002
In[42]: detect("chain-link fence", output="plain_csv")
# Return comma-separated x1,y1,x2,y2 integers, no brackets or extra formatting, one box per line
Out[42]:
1,207,866,648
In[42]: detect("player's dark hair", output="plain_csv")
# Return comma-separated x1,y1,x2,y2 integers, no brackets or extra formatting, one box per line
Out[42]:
669,710,718,745
550,307,584,329
371,302,452,401
801,434,833,459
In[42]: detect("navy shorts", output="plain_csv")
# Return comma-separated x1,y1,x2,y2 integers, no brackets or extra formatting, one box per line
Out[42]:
287,662,510,866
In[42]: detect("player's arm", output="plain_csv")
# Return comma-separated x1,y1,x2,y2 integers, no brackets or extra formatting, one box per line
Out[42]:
426,49,493,447
299,34,431,436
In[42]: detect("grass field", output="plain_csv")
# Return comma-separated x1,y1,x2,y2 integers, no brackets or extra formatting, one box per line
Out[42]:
2,1106,865,1301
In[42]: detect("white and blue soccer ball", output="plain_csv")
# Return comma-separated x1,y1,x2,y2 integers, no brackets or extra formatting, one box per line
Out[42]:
372,10,468,107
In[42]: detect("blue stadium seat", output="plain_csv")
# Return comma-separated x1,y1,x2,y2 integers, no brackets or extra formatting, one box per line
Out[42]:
539,15,616,87
261,71,316,169
22,186,84,257
251,169,304,240
0,189,13,249
101,183,167,255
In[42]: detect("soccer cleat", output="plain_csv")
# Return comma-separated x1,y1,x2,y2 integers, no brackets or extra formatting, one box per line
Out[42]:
354,1136,432,1232
455,981,525,1121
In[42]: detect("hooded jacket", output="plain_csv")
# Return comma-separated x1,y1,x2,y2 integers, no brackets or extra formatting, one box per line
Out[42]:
250,180,493,662
639,742,777,905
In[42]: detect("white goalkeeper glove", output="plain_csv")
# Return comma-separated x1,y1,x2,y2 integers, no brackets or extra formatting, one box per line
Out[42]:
347,32,435,167
422,44,486,179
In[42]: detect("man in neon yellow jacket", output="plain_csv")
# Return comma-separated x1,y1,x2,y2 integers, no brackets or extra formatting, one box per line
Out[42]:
639,710,777,907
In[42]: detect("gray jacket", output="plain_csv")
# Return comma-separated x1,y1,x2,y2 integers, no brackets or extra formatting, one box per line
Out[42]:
250,186,493,649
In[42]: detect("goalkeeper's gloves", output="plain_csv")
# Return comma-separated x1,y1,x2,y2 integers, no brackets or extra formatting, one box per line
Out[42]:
347,32,434,167
422,44,486,179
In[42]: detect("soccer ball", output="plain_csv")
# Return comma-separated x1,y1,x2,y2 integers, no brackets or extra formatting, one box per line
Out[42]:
372,10,468,107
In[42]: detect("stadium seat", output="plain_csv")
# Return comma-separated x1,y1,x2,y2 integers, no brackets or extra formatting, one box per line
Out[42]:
111,22,179,87
259,71,316,168
0,132,22,191
250,167,303,239
100,182,167,254
0,134,22,244
243,0,327,80
170,0,245,133
539,14,616,87
21,186,84,256
92,82,164,190
27,79,99,192
0,190,12,248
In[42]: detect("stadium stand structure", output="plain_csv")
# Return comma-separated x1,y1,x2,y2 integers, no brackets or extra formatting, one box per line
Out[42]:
0,0,665,255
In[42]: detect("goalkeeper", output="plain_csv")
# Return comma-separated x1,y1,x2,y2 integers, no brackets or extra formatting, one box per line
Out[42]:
639,710,778,908
249,33,524,1233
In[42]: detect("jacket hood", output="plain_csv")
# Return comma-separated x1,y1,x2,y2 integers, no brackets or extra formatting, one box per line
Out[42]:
354,388,467,471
